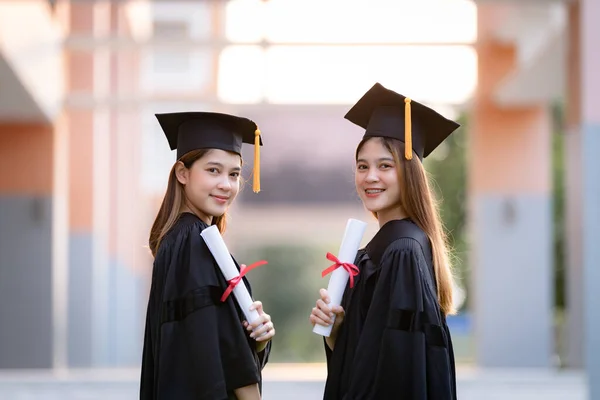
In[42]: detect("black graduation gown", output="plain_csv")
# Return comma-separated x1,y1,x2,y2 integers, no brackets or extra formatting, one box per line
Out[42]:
140,213,271,400
323,219,457,400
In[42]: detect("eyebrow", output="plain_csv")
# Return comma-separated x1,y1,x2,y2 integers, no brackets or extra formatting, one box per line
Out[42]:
205,161,241,171
356,157,395,163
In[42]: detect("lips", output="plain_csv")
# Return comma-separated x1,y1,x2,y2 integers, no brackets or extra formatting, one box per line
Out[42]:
364,188,385,198
211,195,230,203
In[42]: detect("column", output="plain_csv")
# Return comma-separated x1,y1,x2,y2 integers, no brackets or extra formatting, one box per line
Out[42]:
565,0,600,397
0,124,55,368
470,4,554,368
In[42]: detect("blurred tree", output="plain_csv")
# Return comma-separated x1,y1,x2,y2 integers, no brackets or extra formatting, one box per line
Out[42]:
237,243,330,362
551,100,565,311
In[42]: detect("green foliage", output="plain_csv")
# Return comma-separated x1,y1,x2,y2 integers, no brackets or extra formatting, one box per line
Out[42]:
237,243,330,362
551,100,566,310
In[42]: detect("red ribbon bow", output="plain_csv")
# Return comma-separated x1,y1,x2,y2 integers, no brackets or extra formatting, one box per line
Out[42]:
321,252,360,288
220,260,268,302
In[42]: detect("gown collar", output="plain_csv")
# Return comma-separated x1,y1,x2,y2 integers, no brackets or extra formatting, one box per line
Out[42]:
365,218,421,265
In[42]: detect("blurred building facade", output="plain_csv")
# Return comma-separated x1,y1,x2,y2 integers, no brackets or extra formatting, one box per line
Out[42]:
0,2,598,398
0,0,149,368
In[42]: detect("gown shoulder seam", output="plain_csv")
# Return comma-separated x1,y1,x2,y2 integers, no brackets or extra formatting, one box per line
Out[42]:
383,237,428,259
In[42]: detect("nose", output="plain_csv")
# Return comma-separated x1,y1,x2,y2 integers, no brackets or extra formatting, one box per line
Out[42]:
216,176,232,191
365,168,380,183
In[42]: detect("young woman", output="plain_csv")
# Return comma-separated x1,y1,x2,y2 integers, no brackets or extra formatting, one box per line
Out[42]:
141,112,275,400
310,83,459,399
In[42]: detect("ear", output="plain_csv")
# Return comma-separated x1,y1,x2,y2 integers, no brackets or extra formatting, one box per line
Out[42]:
175,161,189,185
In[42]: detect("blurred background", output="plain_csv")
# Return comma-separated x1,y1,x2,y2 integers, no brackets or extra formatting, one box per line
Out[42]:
0,0,598,399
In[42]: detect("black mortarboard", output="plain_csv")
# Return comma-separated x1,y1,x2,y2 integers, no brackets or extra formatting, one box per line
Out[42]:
344,83,460,160
155,111,264,192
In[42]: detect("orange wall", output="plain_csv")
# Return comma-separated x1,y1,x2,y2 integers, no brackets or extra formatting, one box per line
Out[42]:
471,8,551,195
66,3,95,232
67,110,94,231
0,124,53,195
69,2,94,35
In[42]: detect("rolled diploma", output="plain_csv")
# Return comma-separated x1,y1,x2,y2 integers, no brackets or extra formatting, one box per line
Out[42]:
313,218,368,337
200,225,260,325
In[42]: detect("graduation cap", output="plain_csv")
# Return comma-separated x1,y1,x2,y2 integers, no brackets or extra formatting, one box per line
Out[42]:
344,83,460,160
155,111,263,193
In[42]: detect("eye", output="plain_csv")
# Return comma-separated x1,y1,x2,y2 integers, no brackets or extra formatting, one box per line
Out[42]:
207,167,219,174
380,163,393,169
356,164,368,170
230,172,240,178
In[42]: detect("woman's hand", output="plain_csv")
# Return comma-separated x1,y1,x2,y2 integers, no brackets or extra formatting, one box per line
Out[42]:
242,300,275,352
309,288,345,350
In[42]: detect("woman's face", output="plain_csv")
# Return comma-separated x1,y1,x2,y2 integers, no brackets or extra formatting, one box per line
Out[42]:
355,138,402,220
176,149,241,224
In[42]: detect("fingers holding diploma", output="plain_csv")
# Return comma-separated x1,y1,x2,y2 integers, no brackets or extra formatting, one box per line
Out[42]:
244,300,275,342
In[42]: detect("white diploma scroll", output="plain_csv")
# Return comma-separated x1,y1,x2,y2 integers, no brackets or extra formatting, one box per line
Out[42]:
313,218,368,337
200,225,260,325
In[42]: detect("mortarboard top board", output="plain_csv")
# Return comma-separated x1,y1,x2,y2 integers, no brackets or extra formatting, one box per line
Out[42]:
344,83,460,160
155,111,264,193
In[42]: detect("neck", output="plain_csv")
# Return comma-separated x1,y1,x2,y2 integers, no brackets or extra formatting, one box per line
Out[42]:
376,206,409,228
182,202,212,225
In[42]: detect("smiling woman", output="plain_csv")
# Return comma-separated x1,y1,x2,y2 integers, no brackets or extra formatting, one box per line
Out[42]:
173,149,243,226
310,83,461,399
140,111,276,400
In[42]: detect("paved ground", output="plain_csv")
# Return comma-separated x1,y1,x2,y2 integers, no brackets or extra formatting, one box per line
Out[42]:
0,365,587,400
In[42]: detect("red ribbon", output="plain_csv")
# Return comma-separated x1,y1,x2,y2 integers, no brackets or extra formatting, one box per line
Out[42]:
220,260,268,302
321,252,360,288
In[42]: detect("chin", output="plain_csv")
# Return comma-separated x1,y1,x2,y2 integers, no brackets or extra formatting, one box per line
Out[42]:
361,200,382,214
207,209,226,218
214,205,231,217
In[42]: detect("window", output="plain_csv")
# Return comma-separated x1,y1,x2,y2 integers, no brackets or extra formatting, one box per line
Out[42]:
226,0,477,44
152,49,191,74
220,0,478,104
218,45,477,104
152,20,190,40
140,2,214,94
218,46,266,104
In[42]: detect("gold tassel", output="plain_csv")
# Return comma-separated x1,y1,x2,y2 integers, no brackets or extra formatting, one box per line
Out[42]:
253,127,261,193
404,98,413,160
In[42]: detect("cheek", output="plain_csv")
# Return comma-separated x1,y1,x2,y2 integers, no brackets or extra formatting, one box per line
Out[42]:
187,170,212,193
382,170,400,188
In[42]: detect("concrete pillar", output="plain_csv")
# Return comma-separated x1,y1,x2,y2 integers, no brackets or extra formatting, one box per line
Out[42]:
105,3,146,366
52,112,70,371
65,0,147,368
564,0,584,372
565,0,600,398
470,4,553,368
0,124,55,368
65,1,112,367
